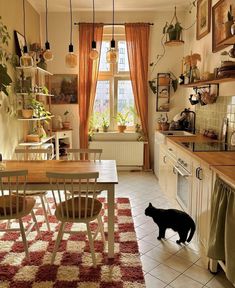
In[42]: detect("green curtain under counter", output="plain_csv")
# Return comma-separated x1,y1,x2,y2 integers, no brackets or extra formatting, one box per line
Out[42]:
207,177,235,286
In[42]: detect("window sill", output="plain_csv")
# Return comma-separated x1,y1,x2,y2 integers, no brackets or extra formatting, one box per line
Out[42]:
90,132,140,141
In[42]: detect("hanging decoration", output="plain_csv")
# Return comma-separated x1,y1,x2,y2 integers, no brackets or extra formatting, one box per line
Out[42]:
20,0,34,67
89,0,99,60
65,0,77,68
163,7,184,47
106,0,118,63
43,0,54,61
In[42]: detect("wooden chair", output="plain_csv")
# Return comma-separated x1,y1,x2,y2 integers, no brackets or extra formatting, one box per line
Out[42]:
46,171,105,267
0,170,40,259
66,148,102,161
14,148,53,231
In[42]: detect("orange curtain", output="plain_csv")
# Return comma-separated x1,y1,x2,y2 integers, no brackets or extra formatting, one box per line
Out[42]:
125,23,150,170
79,23,103,149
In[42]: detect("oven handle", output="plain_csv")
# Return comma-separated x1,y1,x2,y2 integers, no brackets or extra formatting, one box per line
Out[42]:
173,165,191,177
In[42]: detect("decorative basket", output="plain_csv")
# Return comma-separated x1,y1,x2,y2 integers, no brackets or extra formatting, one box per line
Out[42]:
26,134,40,142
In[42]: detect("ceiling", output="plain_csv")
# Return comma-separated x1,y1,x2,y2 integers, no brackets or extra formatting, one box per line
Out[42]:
28,0,190,13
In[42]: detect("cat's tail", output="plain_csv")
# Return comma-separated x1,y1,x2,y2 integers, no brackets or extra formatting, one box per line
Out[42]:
187,221,196,243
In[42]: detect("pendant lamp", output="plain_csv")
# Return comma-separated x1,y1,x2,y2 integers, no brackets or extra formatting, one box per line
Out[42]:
65,0,77,68
106,0,118,63
89,0,99,60
20,0,34,67
43,0,54,61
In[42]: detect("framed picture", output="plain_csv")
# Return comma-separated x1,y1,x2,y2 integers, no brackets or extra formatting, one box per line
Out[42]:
196,0,211,40
14,30,25,57
50,74,78,104
212,0,234,53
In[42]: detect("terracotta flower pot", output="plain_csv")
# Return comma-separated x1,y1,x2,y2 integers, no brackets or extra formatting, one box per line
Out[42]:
22,109,33,119
118,125,127,133
159,76,170,86
161,123,169,131
62,121,70,129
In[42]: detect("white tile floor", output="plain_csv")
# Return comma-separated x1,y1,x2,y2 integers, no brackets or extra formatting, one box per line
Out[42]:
109,171,234,288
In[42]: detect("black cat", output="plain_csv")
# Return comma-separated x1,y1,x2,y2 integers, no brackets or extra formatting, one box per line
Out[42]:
145,203,196,244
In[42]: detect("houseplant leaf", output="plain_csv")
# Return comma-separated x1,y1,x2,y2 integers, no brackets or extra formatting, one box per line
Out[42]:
0,64,12,96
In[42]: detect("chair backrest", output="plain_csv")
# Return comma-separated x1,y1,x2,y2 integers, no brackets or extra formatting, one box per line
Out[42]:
66,148,102,161
46,171,99,220
0,170,28,218
15,146,54,160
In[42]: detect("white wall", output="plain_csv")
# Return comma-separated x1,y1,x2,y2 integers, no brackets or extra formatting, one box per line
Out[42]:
0,0,40,159
42,10,188,165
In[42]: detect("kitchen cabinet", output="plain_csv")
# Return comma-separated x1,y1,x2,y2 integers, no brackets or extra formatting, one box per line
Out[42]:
159,145,177,201
191,159,213,249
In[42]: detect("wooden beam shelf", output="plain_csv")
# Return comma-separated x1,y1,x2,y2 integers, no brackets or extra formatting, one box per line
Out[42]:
182,77,235,88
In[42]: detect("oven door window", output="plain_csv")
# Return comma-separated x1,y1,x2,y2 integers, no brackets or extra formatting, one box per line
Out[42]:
177,174,189,212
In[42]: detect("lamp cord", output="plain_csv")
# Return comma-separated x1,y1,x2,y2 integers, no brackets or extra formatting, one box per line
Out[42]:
23,0,26,45
70,0,73,45
112,0,114,40
45,0,48,42
92,0,95,41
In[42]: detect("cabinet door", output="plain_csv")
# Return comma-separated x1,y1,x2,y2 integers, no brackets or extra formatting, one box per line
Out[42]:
159,147,168,193
166,157,177,200
198,165,212,249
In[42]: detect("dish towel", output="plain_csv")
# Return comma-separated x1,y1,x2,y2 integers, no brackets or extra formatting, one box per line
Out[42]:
207,177,235,286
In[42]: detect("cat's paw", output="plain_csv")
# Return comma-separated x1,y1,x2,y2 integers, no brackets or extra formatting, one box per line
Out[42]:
176,240,181,245
157,236,161,240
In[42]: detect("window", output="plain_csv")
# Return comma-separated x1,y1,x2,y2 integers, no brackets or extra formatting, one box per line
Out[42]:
93,31,135,131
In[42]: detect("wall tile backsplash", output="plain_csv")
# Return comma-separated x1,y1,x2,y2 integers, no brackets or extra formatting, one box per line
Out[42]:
196,96,235,142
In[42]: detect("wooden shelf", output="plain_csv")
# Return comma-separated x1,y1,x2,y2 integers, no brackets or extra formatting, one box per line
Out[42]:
182,77,235,88
18,135,55,146
17,93,54,97
18,115,54,121
16,66,53,76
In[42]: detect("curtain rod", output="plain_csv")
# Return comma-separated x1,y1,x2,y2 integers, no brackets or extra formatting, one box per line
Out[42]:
74,22,154,26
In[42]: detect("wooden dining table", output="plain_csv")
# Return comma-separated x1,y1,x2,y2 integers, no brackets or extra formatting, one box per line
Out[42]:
4,159,118,258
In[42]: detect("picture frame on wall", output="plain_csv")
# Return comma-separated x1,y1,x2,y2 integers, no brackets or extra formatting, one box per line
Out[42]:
196,0,211,40
14,30,25,58
212,0,234,53
50,74,78,104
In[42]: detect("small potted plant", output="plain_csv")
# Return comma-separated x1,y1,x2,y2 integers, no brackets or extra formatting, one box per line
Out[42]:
102,117,109,132
115,111,129,133
62,110,71,129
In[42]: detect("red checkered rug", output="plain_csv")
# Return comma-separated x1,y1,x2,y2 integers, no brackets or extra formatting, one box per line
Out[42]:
0,198,145,288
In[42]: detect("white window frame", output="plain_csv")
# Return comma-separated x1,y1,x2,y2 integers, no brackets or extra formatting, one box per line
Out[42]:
95,35,136,131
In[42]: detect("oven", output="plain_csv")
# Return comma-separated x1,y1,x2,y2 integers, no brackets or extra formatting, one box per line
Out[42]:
173,157,192,213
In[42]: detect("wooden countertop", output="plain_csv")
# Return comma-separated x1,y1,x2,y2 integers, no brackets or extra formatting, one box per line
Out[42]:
166,134,235,183
211,166,235,187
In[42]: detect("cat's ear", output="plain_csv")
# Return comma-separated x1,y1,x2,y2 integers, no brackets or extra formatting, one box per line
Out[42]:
149,203,152,207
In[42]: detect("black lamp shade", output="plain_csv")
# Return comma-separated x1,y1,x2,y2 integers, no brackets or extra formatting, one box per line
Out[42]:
45,41,50,50
92,40,97,49
111,39,116,49
23,45,28,54
69,44,74,53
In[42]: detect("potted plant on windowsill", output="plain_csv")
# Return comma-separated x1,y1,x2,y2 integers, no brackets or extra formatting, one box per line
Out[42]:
115,111,129,133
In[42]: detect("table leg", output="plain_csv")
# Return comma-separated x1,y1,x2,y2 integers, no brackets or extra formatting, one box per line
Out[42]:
107,184,115,258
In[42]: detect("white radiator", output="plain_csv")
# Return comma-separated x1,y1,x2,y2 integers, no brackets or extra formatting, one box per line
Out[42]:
89,141,144,166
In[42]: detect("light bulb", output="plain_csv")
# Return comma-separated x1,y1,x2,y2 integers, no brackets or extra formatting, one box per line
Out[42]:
89,40,99,60
43,42,54,61
65,44,77,68
106,39,118,63
20,46,34,67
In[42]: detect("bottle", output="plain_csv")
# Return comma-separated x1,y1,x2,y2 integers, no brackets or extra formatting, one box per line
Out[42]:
178,74,185,85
